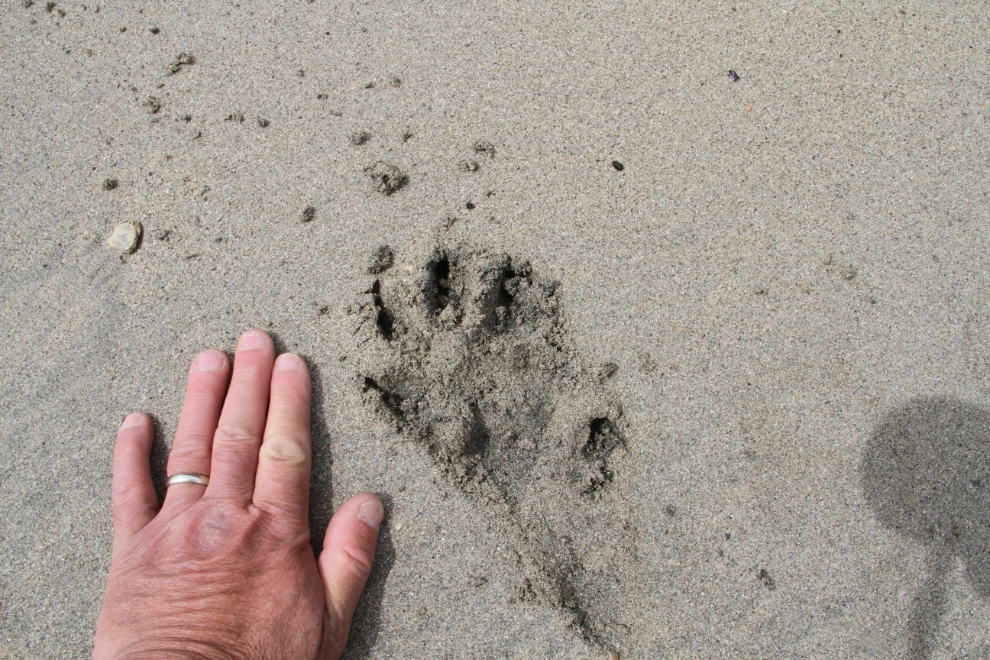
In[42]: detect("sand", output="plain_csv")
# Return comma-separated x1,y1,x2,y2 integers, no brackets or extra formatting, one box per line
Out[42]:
1,2,989,658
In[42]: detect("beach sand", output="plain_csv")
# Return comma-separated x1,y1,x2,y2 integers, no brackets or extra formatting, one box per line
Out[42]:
1,2,988,658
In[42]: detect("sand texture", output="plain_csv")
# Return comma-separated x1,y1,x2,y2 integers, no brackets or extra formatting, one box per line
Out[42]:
1,2,989,658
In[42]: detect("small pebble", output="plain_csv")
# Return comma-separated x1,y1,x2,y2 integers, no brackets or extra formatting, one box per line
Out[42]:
257,118,270,128
612,160,624,171
102,178,119,190
107,221,142,253
300,206,316,223
728,70,740,82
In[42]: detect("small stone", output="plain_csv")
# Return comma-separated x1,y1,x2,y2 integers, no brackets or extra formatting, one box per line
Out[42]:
102,177,119,190
728,69,740,82
368,245,395,274
300,205,316,223
257,118,270,128
107,221,142,253
745,103,753,111
611,160,624,171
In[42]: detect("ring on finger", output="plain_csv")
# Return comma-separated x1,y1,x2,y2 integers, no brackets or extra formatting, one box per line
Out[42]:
166,473,210,487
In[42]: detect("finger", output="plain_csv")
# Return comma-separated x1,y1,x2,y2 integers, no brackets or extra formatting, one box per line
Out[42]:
253,353,312,524
206,330,274,503
318,493,383,654
163,349,230,511
112,412,159,551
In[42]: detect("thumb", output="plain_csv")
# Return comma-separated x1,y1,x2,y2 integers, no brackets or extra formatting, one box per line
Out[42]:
317,492,383,656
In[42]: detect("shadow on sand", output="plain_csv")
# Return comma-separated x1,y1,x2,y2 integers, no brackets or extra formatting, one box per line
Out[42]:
862,397,990,659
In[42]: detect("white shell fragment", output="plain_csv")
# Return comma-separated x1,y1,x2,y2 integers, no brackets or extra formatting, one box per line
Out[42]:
107,221,142,253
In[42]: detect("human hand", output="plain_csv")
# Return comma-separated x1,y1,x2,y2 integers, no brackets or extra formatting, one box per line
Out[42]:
93,330,382,660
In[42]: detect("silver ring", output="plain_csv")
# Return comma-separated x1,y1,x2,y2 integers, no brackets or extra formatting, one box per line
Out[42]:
166,473,210,487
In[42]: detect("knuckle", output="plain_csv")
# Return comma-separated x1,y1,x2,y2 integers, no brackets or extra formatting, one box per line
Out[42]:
213,424,259,449
167,439,212,464
233,365,266,384
342,545,374,580
259,435,309,467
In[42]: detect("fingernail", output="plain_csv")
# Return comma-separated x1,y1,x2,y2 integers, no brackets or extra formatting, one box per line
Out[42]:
121,412,145,429
238,331,269,351
274,353,302,370
194,349,225,371
358,500,384,530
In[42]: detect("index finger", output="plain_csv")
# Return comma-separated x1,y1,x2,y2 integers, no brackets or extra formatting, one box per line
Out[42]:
252,352,312,525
